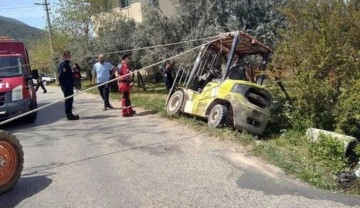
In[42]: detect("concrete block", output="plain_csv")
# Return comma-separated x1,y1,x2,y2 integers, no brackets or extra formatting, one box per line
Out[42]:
306,128,359,160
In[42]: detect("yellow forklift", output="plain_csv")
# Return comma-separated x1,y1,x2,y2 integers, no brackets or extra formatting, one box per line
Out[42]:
166,31,273,135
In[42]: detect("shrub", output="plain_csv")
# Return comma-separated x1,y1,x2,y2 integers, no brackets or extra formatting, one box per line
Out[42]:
310,134,347,174
335,80,360,138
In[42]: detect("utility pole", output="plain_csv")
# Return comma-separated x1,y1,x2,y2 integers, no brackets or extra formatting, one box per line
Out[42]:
35,0,58,84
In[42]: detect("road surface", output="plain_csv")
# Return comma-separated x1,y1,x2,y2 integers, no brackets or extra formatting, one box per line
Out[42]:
0,86,359,208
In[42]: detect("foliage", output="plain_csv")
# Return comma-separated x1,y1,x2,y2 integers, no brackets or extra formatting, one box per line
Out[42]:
52,0,111,71
310,134,347,174
355,145,360,157
273,0,360,134
28,35,51,72
28,32,72,73
254,131,351,191
335,80,360,138
263,80,293,135
227,0,288,46
92,11,137,66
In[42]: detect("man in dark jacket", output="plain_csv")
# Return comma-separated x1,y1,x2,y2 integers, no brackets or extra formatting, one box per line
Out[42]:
162,61,174,91
58,50,79,120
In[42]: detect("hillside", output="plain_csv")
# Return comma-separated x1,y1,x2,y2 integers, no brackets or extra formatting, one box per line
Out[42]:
0,16,45,44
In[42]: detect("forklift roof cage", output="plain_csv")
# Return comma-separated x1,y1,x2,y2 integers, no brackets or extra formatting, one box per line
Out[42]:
185,31,272,88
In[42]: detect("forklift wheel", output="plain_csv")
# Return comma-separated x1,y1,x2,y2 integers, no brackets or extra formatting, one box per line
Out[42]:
208,104,228,128
166,90,184,115
0,131,24,195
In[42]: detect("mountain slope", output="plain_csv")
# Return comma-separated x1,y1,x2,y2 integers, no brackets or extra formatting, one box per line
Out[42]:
0,16,45,44
0,16,28,26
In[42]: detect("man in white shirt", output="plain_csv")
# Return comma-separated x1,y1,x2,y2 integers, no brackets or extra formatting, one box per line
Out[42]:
92,54,117,111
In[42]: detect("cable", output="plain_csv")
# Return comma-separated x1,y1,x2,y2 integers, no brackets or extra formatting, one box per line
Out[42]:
0,6,39,10
100,34,222,56
0,35,224,126
0,33,225,71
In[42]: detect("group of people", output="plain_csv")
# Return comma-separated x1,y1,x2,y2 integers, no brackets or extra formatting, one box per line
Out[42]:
57,51,136,120
91,53,135,117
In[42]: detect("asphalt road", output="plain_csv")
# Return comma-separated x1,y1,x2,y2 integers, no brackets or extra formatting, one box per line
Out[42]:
0,86,359,208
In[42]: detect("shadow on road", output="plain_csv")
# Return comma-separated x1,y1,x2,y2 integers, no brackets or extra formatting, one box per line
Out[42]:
0,102,65,132
135,111,158,117
235,163,360,206
0,174,53,208
81,115,118,120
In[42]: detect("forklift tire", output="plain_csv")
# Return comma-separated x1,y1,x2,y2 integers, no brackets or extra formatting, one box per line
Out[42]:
0,131,24,195
166,90,184,115
208,104,228,128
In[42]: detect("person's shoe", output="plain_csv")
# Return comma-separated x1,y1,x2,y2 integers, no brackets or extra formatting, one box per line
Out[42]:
128,107,136,115
67,114,80,120
43,91,47,93
106,104,114,109
103,106,107,111
122,114,133,117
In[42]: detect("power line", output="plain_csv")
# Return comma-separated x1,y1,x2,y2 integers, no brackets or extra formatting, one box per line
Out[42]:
0,6,39,10
35,0,57,83
0,37,224,126
0,34,225,71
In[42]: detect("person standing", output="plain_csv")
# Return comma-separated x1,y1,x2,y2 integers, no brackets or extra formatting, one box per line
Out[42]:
33,69,47,93
162,60,174,91
92,54,117,111
72,63,81,92
117,54,135,117
58,50,79,120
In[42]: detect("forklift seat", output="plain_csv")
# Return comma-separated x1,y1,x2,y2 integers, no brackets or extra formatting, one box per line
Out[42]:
228,65,246,80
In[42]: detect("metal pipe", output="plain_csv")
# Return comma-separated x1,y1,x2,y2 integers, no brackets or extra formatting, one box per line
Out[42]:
223,34,240,81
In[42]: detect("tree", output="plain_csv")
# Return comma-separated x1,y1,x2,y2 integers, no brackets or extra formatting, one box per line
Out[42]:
273,0,360,133
28,32,71,73
52,0,111,71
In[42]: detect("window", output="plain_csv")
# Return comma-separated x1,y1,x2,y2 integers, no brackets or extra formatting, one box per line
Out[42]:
119,0,130,8
0,57,22,78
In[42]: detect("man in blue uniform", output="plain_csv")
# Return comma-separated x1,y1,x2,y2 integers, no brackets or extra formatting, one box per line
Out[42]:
58,50,79,120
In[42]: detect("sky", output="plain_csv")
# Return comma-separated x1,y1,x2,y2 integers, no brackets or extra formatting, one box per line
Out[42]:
0,0,59,29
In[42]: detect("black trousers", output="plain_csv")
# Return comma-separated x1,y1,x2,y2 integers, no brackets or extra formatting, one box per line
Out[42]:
35,81,47,92
98,84,110,107
122,91,131,107
61,86,73,115
74,78,81,90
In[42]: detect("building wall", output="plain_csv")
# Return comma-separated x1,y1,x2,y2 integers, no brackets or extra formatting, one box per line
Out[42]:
113,0,144,23
109,0,176,23
158,0,176,17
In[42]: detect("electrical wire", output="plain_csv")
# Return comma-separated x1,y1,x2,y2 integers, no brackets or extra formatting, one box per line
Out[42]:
0,6,39,10
0,35,225,126
0,33,226,71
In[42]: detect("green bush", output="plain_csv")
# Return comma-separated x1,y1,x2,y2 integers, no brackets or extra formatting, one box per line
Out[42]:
310,134,347,174
273,0,360,134
263,81,293,135
335,80,360,138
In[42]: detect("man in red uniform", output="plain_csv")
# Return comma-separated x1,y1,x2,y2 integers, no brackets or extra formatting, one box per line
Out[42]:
117,54,135,117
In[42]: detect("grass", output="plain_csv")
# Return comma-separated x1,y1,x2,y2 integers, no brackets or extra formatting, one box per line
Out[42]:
82,80,359,195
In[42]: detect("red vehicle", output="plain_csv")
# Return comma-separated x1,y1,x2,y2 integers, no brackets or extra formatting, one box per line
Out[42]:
0,37,37,123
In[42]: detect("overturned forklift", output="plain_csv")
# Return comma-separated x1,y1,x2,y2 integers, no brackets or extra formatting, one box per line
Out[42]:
166,31,272,135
